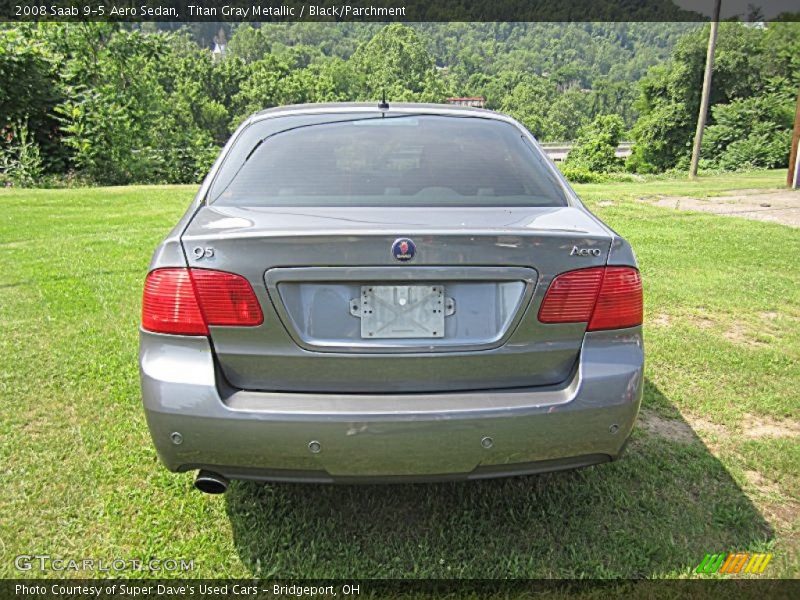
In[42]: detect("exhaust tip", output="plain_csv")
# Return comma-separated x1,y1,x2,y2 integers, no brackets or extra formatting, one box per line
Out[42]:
194,470,229,494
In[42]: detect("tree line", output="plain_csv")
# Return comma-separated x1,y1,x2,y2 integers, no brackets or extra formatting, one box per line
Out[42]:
1,21,797,186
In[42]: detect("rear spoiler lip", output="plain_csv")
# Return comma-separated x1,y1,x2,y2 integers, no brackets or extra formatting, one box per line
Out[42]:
180,227,608,242
180,203,614,241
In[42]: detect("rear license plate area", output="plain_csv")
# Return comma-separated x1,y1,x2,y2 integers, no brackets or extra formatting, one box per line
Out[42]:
353,285,446,339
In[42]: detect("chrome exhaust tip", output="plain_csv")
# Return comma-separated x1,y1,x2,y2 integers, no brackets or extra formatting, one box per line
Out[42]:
194,470,229,494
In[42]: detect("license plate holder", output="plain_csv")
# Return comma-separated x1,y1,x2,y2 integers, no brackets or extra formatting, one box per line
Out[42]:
355,285,446,339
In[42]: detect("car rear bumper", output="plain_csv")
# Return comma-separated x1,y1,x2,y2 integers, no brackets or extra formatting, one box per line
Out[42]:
139,327,643,483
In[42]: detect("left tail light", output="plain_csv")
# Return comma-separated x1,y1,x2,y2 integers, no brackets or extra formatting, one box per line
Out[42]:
142,268,263,336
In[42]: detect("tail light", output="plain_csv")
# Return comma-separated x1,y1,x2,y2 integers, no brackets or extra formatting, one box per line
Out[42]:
587,267,644,331
538,266,642,331
142,268,263,336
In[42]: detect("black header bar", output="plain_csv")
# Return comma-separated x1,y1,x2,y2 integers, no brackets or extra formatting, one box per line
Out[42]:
2,0,799,23
3,579,800,599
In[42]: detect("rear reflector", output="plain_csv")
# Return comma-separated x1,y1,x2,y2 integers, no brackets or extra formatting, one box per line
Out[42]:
588,267,643,331
538,266,642,331
142,268,263,336
190,269,264,327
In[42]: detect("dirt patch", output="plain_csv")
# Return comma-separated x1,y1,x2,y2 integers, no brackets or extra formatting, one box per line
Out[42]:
743,470,781,495
638,410,731,453
724,322,768,348
638,410,698,444
740,473,800,526
743,415,800,440
651,410,798,442
649,190,800,227
666,412,798,441
761,499,800,528
688,416,728,438
686,313,715,329
650,313,672,327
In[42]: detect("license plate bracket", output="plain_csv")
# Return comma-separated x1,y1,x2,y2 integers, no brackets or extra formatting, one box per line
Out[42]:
351,285,447,339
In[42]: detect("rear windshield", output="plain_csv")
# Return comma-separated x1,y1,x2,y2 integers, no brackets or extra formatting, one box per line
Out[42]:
209,114,568,207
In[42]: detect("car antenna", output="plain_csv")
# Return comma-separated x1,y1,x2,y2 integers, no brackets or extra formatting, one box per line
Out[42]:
378,90,389,111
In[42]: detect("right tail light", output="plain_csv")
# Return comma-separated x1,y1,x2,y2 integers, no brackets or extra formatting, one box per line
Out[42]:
538,266,643,331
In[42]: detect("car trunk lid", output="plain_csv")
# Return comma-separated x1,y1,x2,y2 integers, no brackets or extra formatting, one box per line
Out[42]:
180,205,612,392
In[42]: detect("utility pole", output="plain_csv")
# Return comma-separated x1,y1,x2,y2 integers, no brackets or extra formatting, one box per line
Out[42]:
787,88,800,188
689,0,722,179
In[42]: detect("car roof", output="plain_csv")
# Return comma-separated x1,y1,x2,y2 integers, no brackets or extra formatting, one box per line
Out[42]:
250,102,501,122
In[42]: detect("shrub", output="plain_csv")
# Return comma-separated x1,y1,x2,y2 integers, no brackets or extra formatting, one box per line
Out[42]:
0,28,66,173
628,23,768,173
558,164,610,184
628,101,692,173
52,28,230,185
702,90,794,170
0,120,44,187
717,126,792,170
565,114,625,173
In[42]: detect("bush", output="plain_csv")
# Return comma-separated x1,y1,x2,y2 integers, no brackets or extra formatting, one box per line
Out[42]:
0,28,66,173
559,165,608,183
628,101,692,173
0,120,44,187
716,127,792,170
628,22,784,173
565,114,625,173
51,28,229,185
702,90,794,170
559,164,641,184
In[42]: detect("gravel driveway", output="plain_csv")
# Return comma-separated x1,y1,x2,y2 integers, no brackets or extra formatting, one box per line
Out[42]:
649,189,800,227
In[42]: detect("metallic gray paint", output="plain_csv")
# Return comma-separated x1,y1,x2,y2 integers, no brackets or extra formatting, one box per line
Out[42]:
179,206,613,392
140,103,643,482
267,266,535,352
140,327,643,481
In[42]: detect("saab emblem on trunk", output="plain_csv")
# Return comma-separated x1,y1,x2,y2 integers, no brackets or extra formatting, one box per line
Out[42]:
392,238,416,261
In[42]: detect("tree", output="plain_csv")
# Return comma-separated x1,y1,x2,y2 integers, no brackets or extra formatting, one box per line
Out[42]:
7,21,763,185
50,26,230,184
499,76,553,139
349,24,449,102
565,114,625,172
227,24,270,63
629,22,793,173
702,89,795,170
0,26,65,172
229,54,293,126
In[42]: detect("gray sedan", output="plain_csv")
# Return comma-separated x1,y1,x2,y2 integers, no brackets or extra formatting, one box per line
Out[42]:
139,103,643,493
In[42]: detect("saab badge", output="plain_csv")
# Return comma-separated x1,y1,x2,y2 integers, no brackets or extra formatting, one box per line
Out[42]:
391,238,416,262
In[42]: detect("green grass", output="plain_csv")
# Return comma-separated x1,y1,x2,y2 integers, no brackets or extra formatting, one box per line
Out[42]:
1,171,798,580
575,169,788,200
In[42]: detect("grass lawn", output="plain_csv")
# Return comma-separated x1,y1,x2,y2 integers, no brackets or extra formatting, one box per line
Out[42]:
0,170,797,580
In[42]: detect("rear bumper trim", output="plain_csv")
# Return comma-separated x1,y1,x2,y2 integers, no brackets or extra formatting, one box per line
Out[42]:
175,454,612,484
140,327,643,482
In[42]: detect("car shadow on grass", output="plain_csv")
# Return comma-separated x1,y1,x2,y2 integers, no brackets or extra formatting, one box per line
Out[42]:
224,380,772,578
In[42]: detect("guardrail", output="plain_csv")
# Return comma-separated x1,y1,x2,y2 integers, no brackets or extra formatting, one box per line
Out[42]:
541,142,633,162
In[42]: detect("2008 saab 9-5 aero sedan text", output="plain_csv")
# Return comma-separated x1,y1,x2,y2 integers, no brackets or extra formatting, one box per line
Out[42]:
139,103,644,493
